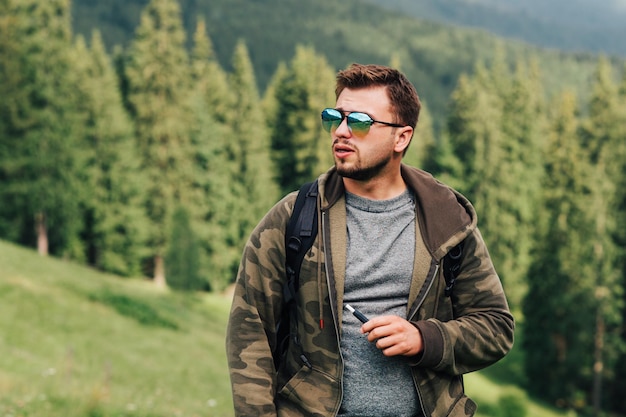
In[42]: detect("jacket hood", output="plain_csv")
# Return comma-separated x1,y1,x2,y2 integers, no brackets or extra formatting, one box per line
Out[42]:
317,164,475,260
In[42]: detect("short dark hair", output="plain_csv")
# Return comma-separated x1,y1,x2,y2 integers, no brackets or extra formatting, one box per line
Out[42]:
335,63,421,130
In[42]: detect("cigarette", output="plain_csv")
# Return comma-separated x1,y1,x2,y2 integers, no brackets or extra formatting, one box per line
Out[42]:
345,304,369,323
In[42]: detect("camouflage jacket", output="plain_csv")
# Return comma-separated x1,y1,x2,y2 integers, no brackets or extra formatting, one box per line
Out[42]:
226,165,514,417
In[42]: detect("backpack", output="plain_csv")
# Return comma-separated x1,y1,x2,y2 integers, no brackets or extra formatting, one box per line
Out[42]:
274,180,319,369
273,180,463,369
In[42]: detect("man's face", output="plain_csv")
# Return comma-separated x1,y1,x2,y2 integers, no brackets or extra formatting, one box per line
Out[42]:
330,86,404,181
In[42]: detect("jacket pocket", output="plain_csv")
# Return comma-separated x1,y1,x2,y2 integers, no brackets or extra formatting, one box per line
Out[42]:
277,365,339,416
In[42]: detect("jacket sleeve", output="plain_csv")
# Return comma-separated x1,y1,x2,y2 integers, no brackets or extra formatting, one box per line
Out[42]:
225,195,294,416
413,227,515,375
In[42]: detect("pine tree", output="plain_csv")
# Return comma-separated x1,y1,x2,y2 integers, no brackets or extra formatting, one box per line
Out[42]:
446,55,545,308
123,0,193,286
523,91,597,409
446,67,504,207
262,61,288,125
0,0,24,243
72,31,148,276
525,67,625,412
186,90,241,290
578,57,625,415
186,19,242,290
267,45,336,194
0,0,86,259
189,17,233,124
228,40,278,243
387,51,435,165
492,59,545,306
427,130,464,190
610,64,626,416
445,66,507,287
402,100,436,170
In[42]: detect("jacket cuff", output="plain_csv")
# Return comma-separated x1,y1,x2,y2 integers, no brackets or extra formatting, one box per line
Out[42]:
411,320,444,368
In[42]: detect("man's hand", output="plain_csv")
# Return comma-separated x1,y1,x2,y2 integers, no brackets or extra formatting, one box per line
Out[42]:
360,315,423,357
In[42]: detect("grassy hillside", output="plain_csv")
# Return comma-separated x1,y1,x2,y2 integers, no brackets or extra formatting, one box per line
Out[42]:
0,239,570,417
0,240,233,417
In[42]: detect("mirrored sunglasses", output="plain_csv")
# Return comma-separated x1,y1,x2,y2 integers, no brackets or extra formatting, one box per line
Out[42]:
320,108,405,136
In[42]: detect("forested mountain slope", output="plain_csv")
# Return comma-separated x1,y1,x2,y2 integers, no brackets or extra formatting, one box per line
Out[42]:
363,0,626,57
72,0,622,128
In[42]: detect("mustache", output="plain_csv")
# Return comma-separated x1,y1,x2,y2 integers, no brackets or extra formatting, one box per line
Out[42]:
332,139,356,151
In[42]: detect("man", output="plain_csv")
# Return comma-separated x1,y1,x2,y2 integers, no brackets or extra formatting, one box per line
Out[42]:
226,63,514,417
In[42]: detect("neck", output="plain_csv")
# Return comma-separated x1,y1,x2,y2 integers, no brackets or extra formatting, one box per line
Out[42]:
343,171,407,200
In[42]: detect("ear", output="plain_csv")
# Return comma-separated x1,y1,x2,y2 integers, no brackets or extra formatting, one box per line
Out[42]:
394,126,414,154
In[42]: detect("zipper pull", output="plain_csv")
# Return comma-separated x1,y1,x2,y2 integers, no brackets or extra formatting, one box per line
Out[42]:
300,354,313,369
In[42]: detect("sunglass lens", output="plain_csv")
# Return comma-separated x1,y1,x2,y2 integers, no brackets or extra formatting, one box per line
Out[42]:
347,112,373,134
321,108,342,132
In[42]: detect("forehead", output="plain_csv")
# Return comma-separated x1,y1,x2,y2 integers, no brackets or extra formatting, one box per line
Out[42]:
336,86,392,115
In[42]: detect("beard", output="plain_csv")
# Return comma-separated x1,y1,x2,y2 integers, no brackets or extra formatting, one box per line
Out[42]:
335,153,391,181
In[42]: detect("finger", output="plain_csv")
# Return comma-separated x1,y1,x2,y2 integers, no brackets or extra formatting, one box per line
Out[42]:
360,316,392,334
376,334,413,355
365,319,406,341
366,323,396,342
379,343,405,357
361,315,405,335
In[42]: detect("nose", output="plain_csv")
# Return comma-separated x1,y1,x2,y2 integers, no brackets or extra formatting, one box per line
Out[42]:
334,116,351,137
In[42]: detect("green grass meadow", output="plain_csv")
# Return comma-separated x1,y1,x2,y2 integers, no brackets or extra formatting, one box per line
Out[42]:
0,240,233,417
0,239,568,417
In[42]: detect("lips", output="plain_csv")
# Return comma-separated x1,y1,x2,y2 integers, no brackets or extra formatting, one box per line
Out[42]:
333,142,355,158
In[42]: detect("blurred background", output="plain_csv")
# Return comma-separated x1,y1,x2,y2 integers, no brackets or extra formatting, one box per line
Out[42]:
1,0,626,416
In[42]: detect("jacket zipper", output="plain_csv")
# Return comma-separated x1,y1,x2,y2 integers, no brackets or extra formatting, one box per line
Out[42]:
407,262,439,321
410,263,440,417
321,210,345,416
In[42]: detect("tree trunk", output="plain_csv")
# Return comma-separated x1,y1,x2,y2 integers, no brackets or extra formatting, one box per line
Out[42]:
35,212,48,256
153,254,166,288
592,308,605,416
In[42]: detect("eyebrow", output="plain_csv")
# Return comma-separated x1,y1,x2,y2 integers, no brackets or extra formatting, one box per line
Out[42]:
335,108,370,116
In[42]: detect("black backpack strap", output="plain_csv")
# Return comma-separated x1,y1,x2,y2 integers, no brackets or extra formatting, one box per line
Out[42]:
284,180,319,303
443,241,464,297
273,180,319,369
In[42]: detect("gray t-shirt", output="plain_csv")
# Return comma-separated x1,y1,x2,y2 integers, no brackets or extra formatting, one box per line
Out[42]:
339,189,421,417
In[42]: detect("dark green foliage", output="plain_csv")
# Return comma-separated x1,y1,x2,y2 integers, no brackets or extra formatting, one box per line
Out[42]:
267,45,335,194
611,308,626,413
609,72,626,416
227,41,279,240
577,59,626,416
123,0,194,284
185,87,240,291
189,17,233,124
402,100,436,169
165,207,204,292
269,62,315,192
184,19,241,290
524,81,625,414
0,0,87,259
444,54,545,308
72,32,148,276
523,91,593,408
